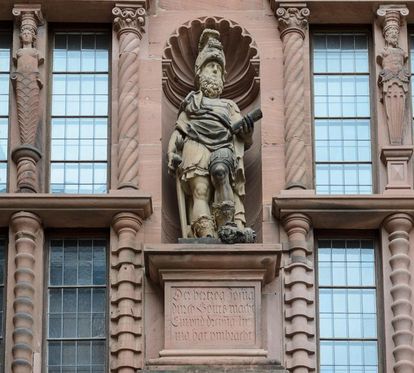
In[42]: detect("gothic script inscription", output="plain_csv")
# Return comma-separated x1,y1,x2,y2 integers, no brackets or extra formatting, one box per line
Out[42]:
165,283,259,349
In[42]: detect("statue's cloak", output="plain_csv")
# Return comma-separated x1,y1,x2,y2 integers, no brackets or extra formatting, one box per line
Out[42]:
174,90,248,223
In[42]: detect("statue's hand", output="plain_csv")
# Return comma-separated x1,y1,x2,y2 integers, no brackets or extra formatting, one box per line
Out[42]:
168,152,182,176
237,115,254,140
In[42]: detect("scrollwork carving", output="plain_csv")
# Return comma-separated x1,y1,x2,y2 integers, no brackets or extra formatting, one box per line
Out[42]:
276,6,310,39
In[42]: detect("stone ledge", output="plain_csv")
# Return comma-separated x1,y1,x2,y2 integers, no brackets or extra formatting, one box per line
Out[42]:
143,364,286,373
0,193,152,227
272,193,414,229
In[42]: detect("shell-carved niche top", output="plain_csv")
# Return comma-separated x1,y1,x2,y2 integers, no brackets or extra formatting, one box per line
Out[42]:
162,16,260,110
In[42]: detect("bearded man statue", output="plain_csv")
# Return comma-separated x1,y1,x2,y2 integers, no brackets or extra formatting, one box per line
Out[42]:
167,29,256,243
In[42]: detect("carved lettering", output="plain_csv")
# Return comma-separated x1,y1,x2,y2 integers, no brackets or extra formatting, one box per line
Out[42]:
166,286,257,349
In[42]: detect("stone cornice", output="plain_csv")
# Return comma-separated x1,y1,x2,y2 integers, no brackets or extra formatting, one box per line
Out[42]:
273,192,414,228
0,193,152,227
112,2,148,38
276,3,310,39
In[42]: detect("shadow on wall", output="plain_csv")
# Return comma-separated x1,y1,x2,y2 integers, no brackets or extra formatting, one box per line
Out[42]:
161,16,262,243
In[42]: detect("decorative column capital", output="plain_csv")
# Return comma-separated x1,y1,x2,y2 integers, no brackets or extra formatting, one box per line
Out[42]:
377,5,409,35
276,3,310,39
12,4,44,35
112,2,148,39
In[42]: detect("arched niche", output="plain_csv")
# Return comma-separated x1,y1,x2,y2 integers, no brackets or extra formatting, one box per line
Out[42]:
161,16,262,243
162,16,260,110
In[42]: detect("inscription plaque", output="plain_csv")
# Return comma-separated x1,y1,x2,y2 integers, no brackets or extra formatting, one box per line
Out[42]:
165,281,260,350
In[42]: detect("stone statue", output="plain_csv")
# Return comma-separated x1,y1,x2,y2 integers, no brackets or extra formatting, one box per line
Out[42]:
11,8,43,192
167,29,260,243
377,8,410,145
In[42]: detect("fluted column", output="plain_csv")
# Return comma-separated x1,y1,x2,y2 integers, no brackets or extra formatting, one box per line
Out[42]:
276,4,310,190
11,5,43,193
282,213,315,372
113,3,147,190
110,212,144,372
384,213,414,373
10,211,42,373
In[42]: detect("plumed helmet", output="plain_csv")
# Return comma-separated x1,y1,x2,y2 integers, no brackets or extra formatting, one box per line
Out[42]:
194,29,226,88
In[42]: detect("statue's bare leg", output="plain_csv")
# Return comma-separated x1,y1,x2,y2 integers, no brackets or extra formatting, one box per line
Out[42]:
188,176,215,237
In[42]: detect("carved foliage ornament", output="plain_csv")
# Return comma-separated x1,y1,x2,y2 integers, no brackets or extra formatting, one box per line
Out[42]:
112,6,146,38
162,17,260,110
377,6,410,145
276,6,310,39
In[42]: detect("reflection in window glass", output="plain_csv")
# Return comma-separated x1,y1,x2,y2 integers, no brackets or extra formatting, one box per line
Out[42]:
47,238,107,372
313,33,372,194
318,239,378,372
0,239,6,373
51,32,109,193
0,32,11,193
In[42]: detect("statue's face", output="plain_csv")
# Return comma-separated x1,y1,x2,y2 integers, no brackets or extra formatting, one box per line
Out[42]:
21,29,34,44
199,61,224,98
385,27,399,47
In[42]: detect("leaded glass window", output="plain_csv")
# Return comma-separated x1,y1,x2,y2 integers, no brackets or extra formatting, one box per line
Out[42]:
0,239,6,373
50,32,109,194
318,239,378,373
313,32,372,194
0,32,11,192
47,238,107,372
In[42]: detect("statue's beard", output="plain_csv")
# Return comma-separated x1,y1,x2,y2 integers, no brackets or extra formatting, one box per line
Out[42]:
199,74,224,98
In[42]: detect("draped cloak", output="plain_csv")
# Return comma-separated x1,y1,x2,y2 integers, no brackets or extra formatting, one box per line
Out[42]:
174,90,249,224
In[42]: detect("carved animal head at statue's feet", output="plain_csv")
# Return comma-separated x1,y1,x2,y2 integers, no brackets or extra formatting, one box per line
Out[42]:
191,215,216,238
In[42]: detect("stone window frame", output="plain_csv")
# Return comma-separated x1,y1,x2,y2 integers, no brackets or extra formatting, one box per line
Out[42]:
310,25,377,195
43,230,109,372
0,25,12,194
314,230,385,373
46,24,112,195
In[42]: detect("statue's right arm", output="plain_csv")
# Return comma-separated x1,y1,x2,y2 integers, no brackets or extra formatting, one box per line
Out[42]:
167,129,184,176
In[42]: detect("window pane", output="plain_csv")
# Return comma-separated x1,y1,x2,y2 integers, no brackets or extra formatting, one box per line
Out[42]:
0,32,11,194
48,238,107,371
51,32,109,194
318,239,378,372
313,32,372,194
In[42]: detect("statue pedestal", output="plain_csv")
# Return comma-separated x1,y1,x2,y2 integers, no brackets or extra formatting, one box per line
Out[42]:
144,244,283,368
381,146,413,191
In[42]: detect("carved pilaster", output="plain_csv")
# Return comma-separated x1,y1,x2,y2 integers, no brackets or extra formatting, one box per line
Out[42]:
10,211,42,373
110,212,144,372
11,5,43,193
276,4,310,190
377,5,410,146
113,2,147,190
282,213,315,372
384,213,414,373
